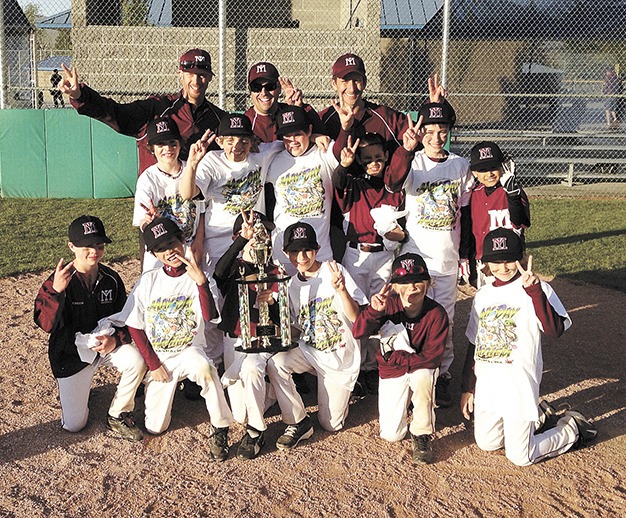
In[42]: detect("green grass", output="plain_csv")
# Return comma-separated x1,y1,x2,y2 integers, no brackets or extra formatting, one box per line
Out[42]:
1,197,625,292
0,198,137,277
525,198,626,292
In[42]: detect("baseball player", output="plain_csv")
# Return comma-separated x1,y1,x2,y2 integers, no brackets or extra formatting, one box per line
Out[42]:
266,222,366,449
385,100,474,409
34,215,145,441
60,49,225,174
133,116,208,272
462,228,597,466
352,253,449,465
121,217,233,460
244,61,327,144
460,141,530,286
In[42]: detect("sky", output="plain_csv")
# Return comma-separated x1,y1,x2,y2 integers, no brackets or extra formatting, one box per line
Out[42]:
17,0,71,17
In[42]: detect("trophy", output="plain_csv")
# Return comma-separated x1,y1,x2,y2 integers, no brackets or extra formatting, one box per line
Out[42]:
236,216,295,353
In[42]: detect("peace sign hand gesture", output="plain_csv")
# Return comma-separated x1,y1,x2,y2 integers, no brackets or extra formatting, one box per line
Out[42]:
327,260,346,292
516,255,539,288
371,284,391,312
188,129,215,168
428,72,448,103
52,258,76,293
59,63,82,100
340,135,360,167
139,198,159,229
177,250,208,285
402,114,423,152
332,99,355,131
281,77,303,107
239,209,256,241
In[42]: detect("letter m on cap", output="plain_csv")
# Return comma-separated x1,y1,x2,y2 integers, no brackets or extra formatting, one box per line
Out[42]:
345,57,356,66
151,223,167,239
492,237,508,251
479,147,494,160
256,64,267,73
82,222,97,235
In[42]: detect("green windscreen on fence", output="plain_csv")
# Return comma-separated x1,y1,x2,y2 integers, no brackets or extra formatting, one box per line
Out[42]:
0,110,138,199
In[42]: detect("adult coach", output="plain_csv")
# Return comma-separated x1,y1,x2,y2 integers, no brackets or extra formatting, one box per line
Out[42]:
244,61,327,143
59,48,225,173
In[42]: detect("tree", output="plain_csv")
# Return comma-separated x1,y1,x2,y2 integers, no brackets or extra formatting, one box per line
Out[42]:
54,30,72,53
122,0,150,26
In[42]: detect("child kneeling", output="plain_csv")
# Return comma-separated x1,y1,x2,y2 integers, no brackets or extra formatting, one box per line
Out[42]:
122,218,233,460
353,253,449,465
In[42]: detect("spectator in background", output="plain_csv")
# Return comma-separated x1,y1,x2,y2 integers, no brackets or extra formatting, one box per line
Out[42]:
50,69,65,108
603,68,622,130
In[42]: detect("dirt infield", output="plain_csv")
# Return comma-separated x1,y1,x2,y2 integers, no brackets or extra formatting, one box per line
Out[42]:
1,259,624,517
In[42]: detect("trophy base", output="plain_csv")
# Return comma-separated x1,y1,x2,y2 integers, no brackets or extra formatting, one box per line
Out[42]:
235,337,298,354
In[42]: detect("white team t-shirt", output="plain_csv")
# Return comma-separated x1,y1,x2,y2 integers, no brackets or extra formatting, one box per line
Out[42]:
195,142,283,265
465,277,572,421
402,151,473,276
288,261,366,389
266,144,338,266
124,268,220,355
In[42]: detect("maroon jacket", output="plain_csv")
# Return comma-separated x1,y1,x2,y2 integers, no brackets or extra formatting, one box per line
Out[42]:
352,295,449,379
34,264,129,378
71,85,226,173
244,102,326,143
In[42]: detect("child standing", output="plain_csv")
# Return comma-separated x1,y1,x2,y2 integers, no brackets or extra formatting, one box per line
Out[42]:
386,101,474,408
266,222,366,449
352,253,449,464
213,210,280,459
34,215,145,440
133,116,207,271
122,217,233,460
461,228,596,466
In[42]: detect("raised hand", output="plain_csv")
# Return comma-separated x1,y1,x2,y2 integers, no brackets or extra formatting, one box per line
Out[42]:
187,130,214,168
340,135,360,167
371,284,391,312
313,134,331,152
52,258,76,293
177,250,207,285
332,99,355,131
428,72,447,103
139,199,159,229
327,260,346,292
59,63,81,100
402,113,423,152
239,209,256,240
516,255,539,287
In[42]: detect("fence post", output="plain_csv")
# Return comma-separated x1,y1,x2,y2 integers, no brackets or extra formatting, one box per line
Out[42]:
0,0,6,108
440,0,451,88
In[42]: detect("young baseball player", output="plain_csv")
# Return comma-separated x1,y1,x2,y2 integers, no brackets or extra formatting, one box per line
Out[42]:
352,253,449,464
213,210,280,459
461,228,597,466
264,105,347,274
385,100,474,408
333,121,421,394
460,141,530,285
34,215,145,440
266,222,367,449
133,116,207,272
122,217,233,460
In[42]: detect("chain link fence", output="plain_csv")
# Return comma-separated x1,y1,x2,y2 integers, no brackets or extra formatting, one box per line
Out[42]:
5,0,626,197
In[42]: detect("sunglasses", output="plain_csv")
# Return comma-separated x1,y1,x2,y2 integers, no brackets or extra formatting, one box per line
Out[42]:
180,61,212,72
250,81,278,93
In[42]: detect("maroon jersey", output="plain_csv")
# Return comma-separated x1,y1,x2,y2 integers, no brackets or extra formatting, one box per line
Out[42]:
352,295,449,379
71,85,226,174
244,102,326,143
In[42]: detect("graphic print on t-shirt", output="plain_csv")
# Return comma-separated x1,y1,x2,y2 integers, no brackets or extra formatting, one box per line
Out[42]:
277,165,325,217
157,195,197,244
221,167,263,214
414,180,460,230
475,304,519,363
299,296,344,352
147,295,197,352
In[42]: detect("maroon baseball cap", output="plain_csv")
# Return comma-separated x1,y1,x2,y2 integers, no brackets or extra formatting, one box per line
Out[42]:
248,62,280,85
390,253,430,284
179,49,214,75
332,53,366,79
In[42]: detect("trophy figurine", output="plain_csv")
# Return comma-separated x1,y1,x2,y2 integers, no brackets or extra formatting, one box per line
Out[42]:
236,216,294,353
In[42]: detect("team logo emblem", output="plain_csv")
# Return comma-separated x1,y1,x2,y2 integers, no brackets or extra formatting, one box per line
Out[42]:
151,223,167,239
256,64,267,73
230,117,244,129
400,258,414,271
492,237,508,251
429,107,443,119
100,289,113,303
281,111,296,125
82,222,97,235
345,57,357,67
292,226,307,239
156,121,169,134
195,55,206,63
479,147,494,160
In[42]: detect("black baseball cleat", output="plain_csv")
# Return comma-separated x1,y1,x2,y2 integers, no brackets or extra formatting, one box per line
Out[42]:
237,428,265,460
107,412,143,442
435,377,453,408
210,425,230,461
276,416,313,451
565,411,598,449
412,434,433,465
